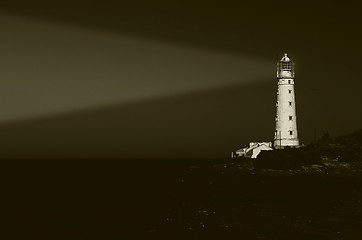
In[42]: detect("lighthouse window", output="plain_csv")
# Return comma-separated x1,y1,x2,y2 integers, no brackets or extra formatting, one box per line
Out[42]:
289,130,293,135
289,116,293,120
283,62,291,70
289,101,292,106
288,80,291,84
288,90,292,94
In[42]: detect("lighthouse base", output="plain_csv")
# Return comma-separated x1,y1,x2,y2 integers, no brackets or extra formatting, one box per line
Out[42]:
273,138,299,149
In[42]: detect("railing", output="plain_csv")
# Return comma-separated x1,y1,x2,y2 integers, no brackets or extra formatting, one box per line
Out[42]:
277,71,295,78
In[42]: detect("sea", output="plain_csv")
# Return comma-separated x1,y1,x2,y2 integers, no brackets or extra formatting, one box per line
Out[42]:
1,159,362,239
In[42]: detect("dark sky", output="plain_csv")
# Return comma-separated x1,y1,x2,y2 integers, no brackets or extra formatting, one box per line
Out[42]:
0,1,361,159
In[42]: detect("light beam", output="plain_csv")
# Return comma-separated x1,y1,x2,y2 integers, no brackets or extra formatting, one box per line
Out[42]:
0,13,274,124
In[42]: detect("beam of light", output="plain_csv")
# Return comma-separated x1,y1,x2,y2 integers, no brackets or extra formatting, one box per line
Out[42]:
0,13,274,124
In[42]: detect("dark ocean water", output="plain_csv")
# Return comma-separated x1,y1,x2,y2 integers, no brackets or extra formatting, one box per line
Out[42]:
1,159,362,239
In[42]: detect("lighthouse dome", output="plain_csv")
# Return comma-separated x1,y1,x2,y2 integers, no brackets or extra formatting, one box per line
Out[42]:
281,53,290,62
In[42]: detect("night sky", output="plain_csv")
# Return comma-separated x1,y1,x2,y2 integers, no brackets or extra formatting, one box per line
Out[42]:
0,1,361,159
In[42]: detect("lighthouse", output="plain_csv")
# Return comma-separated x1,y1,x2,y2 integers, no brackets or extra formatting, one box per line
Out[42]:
273,53,299,149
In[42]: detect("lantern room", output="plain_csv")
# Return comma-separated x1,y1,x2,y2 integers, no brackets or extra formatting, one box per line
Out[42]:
277,53,295,79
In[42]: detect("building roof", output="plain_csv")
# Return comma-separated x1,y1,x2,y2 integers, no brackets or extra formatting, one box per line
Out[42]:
281,53,291,62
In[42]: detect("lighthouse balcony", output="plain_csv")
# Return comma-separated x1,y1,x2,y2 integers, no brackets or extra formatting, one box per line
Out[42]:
277,71,295,79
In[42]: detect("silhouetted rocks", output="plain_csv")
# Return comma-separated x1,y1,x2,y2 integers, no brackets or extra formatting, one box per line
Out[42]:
255,148,322,170
229,130,362,175
177,155,362,239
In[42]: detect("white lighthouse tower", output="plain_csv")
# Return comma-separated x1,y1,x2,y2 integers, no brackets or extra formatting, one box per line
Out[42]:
273,53,299,149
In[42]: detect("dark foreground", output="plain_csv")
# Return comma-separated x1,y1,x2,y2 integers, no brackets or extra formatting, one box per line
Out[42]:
1,159,362,239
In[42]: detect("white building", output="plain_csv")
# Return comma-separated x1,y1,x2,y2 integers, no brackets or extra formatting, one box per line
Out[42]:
232,142,273,159
274,53,299,148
